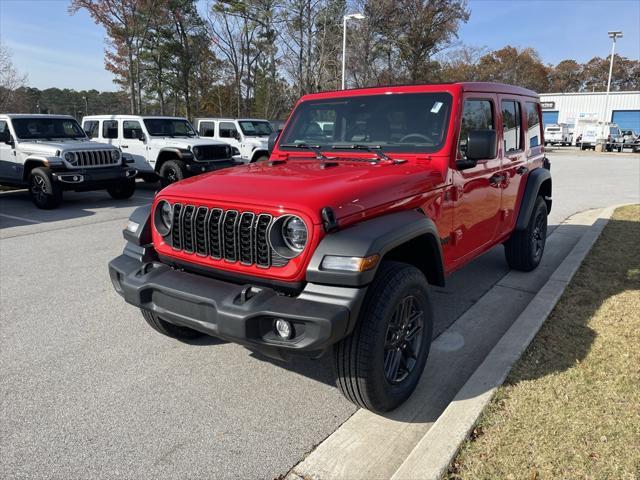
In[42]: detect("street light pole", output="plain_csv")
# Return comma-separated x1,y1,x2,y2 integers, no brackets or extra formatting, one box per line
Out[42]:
341,13,365,90
604,31,623,123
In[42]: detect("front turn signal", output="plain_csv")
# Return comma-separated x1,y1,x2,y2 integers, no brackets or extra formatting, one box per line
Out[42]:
320,254,380,272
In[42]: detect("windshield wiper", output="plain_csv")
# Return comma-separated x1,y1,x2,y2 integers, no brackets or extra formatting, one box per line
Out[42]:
280,143,330,160
331,144,392,161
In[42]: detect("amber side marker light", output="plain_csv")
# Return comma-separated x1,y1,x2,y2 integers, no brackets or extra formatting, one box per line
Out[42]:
320,254,380,272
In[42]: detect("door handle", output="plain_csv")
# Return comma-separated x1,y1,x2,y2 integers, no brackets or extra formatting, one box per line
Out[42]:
489,173,503,186
121,145,129,148
516,166,528,175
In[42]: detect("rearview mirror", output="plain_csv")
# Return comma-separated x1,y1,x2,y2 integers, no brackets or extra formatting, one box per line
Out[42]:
268,131,280,155
458,129,496,169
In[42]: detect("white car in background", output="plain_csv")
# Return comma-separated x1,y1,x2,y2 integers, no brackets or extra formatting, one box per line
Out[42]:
82,115,235,186
193,118,273,163
543,123,572,146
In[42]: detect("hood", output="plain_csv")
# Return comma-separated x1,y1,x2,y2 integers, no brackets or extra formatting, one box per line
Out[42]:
244,136,269,147
149,137,228,148
18,139,117,155
160,158,447,223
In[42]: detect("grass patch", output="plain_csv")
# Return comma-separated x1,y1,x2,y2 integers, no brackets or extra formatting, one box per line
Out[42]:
448,205,640,480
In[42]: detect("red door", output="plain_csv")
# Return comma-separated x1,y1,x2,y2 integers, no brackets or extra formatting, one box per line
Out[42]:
451,95,502,261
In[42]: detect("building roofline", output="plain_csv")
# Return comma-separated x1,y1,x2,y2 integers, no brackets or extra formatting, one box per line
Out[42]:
541,91,640,96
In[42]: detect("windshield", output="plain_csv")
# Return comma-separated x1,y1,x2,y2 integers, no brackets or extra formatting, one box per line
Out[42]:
12,117,86,140
239,120,273,136
143,118,197,137
279,92,452,154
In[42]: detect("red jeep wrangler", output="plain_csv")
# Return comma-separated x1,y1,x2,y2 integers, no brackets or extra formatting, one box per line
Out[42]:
109,82,551,412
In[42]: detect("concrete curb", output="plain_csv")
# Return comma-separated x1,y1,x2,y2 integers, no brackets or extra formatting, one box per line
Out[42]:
390,205,618,480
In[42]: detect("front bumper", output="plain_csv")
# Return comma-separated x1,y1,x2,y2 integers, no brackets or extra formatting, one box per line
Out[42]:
108,248,366,359
52,166,137,190
185,159,238,174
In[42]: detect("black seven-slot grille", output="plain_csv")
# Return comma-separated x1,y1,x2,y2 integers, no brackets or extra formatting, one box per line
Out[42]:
168,203,288,268
196,145,230,161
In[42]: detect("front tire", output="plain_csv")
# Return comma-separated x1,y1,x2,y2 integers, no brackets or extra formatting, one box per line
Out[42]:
107,178,136,199
141,308,205,340
159,159,186,188
253,154,270,163
29,167,62,209
334,262,433,413
504,195,548,271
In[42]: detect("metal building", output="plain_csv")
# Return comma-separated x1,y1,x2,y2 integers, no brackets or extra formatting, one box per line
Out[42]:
539,91,640,133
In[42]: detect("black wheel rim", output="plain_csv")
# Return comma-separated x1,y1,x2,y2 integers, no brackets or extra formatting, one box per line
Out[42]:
166,168,177,182
31,175,47,204
532,210,546,259
384,295,424,384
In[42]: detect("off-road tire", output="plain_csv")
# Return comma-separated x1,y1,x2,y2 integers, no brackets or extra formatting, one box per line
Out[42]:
253,154,270,163
504,195,548,271
333,261,433,413
29,167,62,209
159,159,186,188
107,178,136,199
141,308,205,340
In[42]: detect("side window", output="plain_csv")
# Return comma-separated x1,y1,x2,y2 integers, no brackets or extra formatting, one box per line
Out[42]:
219,122,238,139
501,100,522,152
123,120,143,139
0,120,9,142
102,120,118,139
199,121,215,137
459,99,494,158
83,120,99,138
526,102,542,148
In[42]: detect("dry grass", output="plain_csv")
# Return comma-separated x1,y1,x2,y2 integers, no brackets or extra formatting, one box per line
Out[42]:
448,205,640,480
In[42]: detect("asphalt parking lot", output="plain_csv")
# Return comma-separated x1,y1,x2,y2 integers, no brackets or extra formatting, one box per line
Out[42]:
1,149,639,479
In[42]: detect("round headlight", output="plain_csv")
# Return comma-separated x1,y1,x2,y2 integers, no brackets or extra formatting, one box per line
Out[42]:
110,149,121,161
154,200,173,236
64,152,77,163
282,216,308,251
192,146,200,159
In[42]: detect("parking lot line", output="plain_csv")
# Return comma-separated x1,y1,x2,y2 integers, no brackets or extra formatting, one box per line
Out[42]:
0,213,41,224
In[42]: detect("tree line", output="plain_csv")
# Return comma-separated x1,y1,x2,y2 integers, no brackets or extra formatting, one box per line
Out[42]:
2,0,639,120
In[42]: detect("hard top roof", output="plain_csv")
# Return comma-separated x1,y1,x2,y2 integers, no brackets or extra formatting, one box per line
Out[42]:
1,113,76,120
299,82,539,101
82,115,189,120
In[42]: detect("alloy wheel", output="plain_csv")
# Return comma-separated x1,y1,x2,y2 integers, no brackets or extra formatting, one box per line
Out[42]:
384,295,424,384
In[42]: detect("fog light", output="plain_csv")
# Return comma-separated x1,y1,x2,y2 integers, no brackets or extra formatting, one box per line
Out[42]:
275,319,293,339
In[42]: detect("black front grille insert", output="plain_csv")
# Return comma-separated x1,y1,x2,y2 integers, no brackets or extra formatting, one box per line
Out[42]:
197,145,230,161
169,204,285,268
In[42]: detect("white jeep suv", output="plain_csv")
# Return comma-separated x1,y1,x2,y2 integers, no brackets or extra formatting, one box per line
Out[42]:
82,115,235,186
0,114,137,209
193,118,273,163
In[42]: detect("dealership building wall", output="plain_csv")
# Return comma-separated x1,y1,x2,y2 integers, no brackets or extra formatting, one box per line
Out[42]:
539,91,640,133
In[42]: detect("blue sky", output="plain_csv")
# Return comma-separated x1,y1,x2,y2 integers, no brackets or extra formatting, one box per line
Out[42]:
1,0,638,91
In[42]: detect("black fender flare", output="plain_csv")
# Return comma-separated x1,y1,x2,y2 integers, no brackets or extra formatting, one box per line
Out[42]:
155,148,194,170
516,167,552,231
123,204,152,246
306,210,445,287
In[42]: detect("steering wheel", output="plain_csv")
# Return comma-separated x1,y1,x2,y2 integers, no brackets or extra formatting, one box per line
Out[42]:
399,133,431,143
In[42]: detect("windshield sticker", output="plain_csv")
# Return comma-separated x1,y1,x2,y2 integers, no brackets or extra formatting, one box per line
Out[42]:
431,102,443,114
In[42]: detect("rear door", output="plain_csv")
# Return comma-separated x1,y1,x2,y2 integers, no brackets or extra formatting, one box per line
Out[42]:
497,98,527,237
451,95,502,260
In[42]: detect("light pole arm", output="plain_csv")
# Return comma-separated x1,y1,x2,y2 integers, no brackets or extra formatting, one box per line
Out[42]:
341,16,348,90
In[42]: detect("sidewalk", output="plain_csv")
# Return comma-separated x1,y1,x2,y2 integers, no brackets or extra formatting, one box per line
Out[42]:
286,207,612,480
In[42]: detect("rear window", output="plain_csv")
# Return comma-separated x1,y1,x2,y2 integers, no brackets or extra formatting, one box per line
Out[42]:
501,100,523,152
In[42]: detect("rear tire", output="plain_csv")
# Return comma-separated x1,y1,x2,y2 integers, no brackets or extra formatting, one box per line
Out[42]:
159,159,186,188
141,308,205,340
107,178,136,199
29,167,62,209
504,195,548,271
333,262,433,413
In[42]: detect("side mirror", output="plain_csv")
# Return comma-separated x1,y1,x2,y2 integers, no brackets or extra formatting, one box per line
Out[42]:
84,129,92,137
136,130,146,141
268,131,280,155
458,129,496,169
